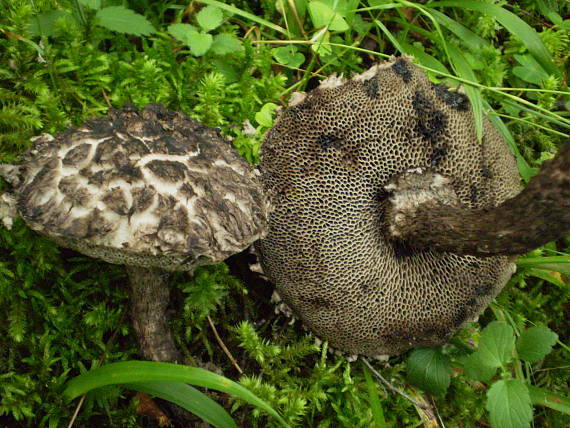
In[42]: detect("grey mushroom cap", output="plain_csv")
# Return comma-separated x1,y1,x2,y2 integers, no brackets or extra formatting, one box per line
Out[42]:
2,104,269,272
257,56,520,357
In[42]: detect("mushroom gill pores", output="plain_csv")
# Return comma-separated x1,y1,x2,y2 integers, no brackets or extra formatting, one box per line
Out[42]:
257,56,520,357
2,104,268,362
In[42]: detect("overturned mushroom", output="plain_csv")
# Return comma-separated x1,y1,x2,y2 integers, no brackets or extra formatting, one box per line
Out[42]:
257,56,531,357
0,104,268,363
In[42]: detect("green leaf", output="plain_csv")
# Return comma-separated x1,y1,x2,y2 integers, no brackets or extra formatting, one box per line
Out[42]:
198,0,287,35
486,379,532,428
406,348,451,395
28,10,73,37
446,43,483,142
272,46,305,68
210,33,244,55
528,385,570,414
308,1,349,32
513,55,550,85
125,381,236,428
478,321,515,368
79,0,101,9
517,326,558,363
168,23,199,43
95,6,156,36
430,1,559,77
63,361,290,427
196,5,224,31
463,351,497,383
187,32,213,56
255,103,278,128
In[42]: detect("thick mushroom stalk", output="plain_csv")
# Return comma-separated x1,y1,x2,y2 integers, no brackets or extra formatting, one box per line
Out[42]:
386,144,570,256
126,266,183,362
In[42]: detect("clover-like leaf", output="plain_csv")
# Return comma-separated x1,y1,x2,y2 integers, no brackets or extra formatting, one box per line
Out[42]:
168,23,199,44
272,46,305,68
308,1,349,32
210,33,243,55
187,32,213,57
197,5,224,31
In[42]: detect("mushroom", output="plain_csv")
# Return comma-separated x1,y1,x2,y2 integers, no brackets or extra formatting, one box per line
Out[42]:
257,56,535,357
0,103,268,363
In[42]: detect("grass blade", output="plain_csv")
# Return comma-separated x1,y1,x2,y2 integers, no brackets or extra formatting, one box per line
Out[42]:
125,381,237,428
428,9,489,51
430,1,559,76
484,101,535,182
64,361,290,428
528,385,570,414
361,361,388,427
446,43,484,142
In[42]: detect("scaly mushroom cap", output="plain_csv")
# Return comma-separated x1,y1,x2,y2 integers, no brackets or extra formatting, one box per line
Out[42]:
257,56,520,357
7,104,268,272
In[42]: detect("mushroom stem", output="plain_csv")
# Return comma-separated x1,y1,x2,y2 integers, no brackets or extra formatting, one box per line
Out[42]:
125,266,183,363
386,144,570,256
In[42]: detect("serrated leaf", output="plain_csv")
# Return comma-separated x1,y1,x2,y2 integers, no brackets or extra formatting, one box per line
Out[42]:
28,10,73,37
272,46,305,68
478,321,515,368
308,1,349,32
486,379,532,428
463,351,497,383
517,326,558,363
187,32,213,56
407,348,451,395
210,33,243,55
95,6,155,36
79,0,101,9
168,23,199,43
196,5,223,31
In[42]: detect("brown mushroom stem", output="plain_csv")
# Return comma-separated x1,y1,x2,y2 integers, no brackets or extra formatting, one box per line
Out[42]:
386,144,570,256
125,266,183,363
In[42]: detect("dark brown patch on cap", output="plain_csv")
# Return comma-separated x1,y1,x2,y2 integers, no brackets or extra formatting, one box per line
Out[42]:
392,58,412,83
146,160,187,182
63,143,91,166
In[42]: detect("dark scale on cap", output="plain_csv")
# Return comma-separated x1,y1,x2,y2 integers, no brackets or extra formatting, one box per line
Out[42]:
257,56,520,356
433,83,469,111
412,91,448,144
430,147,448,167
146,160,187,182
392,58,412,83
316,134,342,151
481,166,493,179
363,78,380,98
63,143,91,166
470,184,478,206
